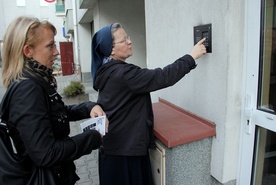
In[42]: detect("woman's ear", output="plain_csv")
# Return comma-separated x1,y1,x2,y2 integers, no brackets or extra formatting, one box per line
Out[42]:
22,45,33,58
111,48,115,56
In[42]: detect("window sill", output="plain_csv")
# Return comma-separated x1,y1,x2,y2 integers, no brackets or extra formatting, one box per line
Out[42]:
152,98,216,148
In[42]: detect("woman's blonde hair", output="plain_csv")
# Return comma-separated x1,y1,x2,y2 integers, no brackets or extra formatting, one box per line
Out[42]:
1,16,56,88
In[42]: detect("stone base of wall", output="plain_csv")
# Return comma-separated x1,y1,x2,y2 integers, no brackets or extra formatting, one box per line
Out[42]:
161,138,213,185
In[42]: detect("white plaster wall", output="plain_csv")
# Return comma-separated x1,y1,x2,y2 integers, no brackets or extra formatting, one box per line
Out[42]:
0,0,66,50
0,0,6,38
78,23,92,74
145,0,244,183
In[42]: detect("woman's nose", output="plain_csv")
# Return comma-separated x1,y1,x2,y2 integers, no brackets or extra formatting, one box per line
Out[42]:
54,48,59,55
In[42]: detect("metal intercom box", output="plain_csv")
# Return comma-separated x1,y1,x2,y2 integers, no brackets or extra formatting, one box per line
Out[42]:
194,24,212,53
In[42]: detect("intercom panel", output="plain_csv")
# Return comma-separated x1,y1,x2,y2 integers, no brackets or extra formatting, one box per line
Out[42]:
194,24,212,53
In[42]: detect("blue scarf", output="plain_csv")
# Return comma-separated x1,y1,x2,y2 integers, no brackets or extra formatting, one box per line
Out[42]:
91,24,113,89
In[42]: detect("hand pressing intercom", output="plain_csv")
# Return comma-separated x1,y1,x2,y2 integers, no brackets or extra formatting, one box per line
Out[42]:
194,24,212,53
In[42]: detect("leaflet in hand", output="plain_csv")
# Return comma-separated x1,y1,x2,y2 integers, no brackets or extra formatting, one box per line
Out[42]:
80,116,106,135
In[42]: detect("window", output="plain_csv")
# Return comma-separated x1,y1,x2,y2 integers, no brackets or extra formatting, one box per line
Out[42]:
258,0,276,114
16,0,25,6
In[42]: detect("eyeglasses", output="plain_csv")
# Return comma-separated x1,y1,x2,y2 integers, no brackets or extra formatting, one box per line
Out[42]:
113,36,131,44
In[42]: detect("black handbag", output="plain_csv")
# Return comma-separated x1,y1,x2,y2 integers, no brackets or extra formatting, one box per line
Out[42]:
0,82,58,185
0,123,32,184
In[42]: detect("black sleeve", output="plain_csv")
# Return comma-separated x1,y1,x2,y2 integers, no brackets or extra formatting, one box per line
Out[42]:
124,54,196,94
65,101,97,121
9,80,101,167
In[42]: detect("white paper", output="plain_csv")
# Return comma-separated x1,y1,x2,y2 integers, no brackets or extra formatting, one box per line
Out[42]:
80,116,106,135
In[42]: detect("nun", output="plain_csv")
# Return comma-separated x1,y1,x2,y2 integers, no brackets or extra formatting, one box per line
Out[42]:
91,23,206,185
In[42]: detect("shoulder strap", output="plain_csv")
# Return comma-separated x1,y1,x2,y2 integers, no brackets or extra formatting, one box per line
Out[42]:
0,82,20,123
0,78,56,122
0,82,20,154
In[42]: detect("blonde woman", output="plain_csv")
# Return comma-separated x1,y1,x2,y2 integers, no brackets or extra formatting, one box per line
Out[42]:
0,16,106,185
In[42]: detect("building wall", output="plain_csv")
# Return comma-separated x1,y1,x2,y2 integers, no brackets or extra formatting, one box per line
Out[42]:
78,23,93,82
0,0,247,184
77,0,245,183
0,0,5,38
0,0,66,58
145,0,244,183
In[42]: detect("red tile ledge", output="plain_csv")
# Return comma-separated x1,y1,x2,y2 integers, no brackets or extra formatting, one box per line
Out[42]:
152,98,216,148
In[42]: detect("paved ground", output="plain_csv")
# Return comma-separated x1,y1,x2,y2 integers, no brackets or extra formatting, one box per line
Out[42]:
56,74,100,185
0,70,100,185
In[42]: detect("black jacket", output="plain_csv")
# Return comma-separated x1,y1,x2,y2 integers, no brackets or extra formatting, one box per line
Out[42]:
94,54,196,156
0,74,102,185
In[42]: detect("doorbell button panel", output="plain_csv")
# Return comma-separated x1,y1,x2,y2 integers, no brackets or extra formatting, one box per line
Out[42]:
194,24,212,53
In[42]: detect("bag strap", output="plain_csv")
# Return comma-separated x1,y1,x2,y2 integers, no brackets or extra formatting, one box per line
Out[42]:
0,79,53,155
0,77,55,123
0,82,20,123
0,82,21,154
0,123,14,152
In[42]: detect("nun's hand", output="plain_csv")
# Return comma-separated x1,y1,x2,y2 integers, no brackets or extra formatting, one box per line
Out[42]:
190,38,207,60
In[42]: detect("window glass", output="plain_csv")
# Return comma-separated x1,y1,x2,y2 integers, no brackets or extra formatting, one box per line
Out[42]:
252,126,276,184
258,0,276,114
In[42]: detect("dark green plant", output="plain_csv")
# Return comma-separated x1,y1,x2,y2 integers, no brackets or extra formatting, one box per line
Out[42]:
63,81,85,97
